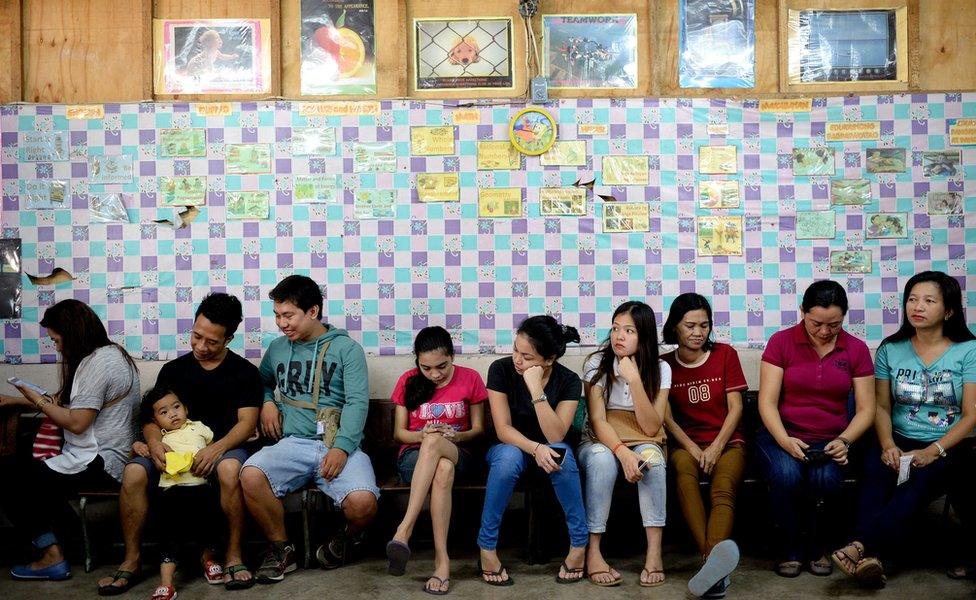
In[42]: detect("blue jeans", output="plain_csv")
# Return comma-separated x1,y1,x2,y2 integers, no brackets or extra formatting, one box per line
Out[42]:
855,434,951,557
755,429,844,561
477,442,588,550
578,441,666,531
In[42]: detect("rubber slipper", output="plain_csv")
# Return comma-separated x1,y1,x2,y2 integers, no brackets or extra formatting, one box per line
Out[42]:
202,558,224,585
224,564,255,591
477,560,513,586
587,569,622,587
386,540,411,576
808,556,833,576
423,576,450,595
555,561,584,584
640,568,666,587
775,560,802,578
97,569,143,596
689,539,739,597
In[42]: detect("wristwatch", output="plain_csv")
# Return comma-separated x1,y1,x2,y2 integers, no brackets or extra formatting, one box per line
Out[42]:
532,393,548,405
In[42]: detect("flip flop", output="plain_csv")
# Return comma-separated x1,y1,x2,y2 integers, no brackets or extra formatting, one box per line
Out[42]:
555,561,584,584
587,569,622,587
640,568,666,587
775,560,802,578
854,557,886,589
97,569,143,596
689,539,740,597
423,576,450,595
477,560,514,586
202,558,224,585
386,540,411,576
224,564,255,591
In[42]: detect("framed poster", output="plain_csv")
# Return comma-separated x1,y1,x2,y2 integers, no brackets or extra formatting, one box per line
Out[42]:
414,18,513,90
154,19,272,94
926,191,963,215
542,14,637,90
697,216,743,256
783,3,908,90
830,250,872,274
300,0,377,95
865,147,906,173
679,0,755,88
830,179,871,205
792,147,834,176
865,212,908,238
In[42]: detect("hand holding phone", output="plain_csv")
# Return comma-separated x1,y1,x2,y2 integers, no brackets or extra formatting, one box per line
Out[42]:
803,448,829,463
551,446,568,466
7,376,49,397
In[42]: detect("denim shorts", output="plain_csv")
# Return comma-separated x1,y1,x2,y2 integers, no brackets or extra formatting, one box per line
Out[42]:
243,436,380,505
128,446,250,486
396,446,473,484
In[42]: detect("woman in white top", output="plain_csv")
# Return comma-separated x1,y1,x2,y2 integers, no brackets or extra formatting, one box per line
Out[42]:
577,301,671,587
0,300,140,581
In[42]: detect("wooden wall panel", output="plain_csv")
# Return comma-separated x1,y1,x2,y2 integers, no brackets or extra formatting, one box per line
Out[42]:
22,0,152,103
406,0,527,100
535,0,652,99
658,0,779,98
152,0,281,101
918,0,976,91
281,0,406,99
0,0,23,103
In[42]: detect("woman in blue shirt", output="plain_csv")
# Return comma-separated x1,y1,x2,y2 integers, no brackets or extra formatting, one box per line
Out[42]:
831,271,976,587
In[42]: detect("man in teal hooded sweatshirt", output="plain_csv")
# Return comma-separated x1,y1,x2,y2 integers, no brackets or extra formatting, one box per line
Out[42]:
241,275,379,583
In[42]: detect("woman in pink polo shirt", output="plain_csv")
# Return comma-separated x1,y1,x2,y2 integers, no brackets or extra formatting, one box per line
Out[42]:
757,280,876,578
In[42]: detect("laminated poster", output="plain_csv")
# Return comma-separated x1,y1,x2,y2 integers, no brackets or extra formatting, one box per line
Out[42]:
865,212,908,239
477,141,521,170
796,210,837,239
292,128,337,156
865,148,906,173
410,126,456,156
294,174,340,203
353,142,396,173
300,0,377,96
225,144,272,174
159,176,208,206
416,173,460,202
478,188,522,218
20,132,68,162
0,239,21,319
602,202,650,233
698,145,737,174
697,216,743,256
540,140,586,166
355,189,396,218
539,188,586,216
89,193,130,223
698,180,740,209
226,191,270,220
159,129,207,157
22,180,69,210
792,147,835,176
414,18,513,90
922,151,961,179
542,14,638,89
155,18,272,94
679,0,755,88
926,191,963,215
602,155,649,186
830,250,872,274
830,179,871,206
88,155,134,185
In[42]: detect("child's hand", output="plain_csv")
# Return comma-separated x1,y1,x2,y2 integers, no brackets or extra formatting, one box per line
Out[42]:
132,441,150,458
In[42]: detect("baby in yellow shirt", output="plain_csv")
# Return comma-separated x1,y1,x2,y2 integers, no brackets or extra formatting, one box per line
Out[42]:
132,387,217,600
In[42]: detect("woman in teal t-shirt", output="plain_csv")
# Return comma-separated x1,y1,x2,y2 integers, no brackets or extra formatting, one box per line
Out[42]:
832,271,976,587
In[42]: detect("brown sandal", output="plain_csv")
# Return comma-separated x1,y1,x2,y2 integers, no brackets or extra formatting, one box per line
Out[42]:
854,557,886,588
831,542,864,577
640,568,665,587
587,569,622,587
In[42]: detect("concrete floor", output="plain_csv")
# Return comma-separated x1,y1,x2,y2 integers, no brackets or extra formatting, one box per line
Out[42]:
0,551,972,599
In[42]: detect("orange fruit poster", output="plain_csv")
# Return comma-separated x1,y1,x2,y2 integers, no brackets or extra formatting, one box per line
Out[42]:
301,0,376,96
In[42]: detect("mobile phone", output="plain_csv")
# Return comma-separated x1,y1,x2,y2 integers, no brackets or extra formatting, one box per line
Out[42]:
7,376,49,396
804,448,828,463
551,446,568,466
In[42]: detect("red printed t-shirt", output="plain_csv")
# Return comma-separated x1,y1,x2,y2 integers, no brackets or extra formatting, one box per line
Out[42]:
662,343,749,446
762,323,873,442
391,365,488,455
